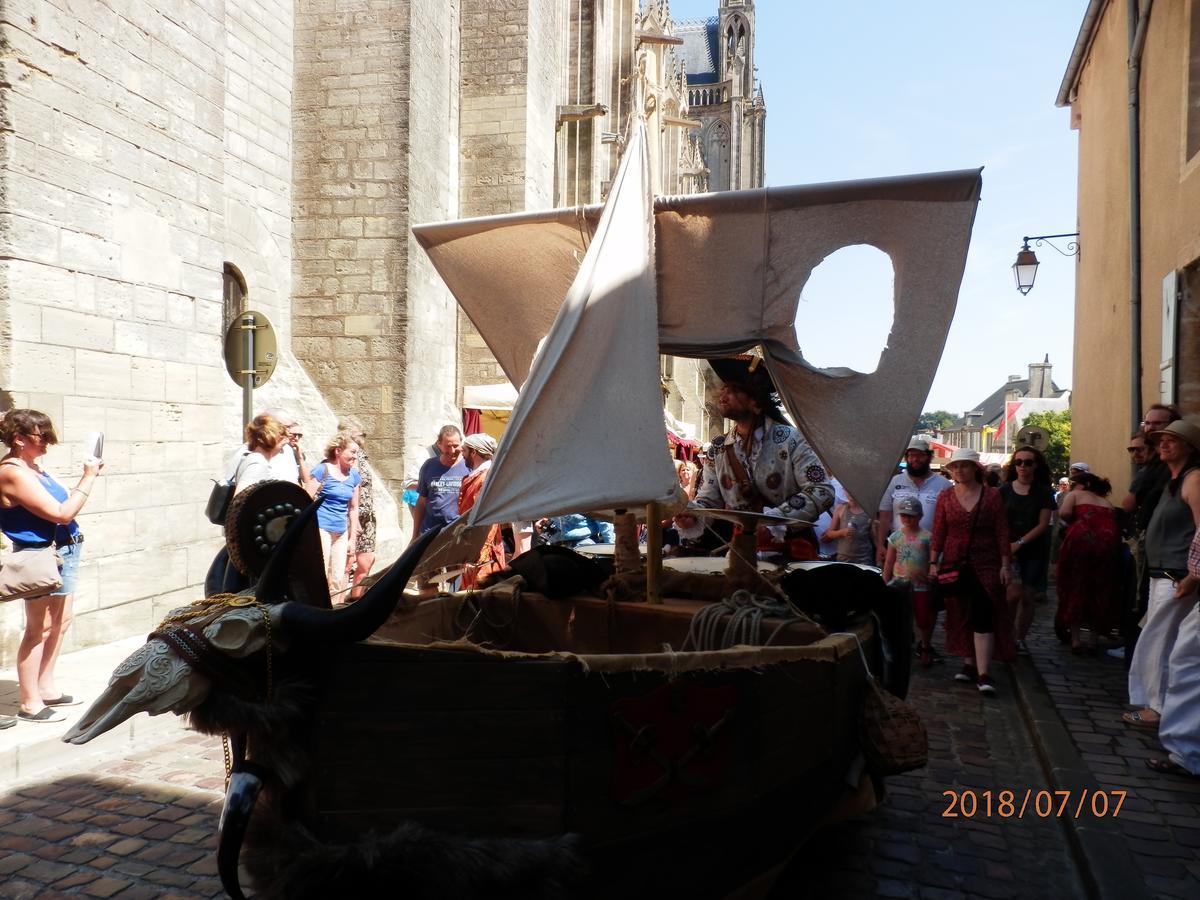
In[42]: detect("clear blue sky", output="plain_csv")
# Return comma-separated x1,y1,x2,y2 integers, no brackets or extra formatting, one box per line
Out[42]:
668,0,1084,415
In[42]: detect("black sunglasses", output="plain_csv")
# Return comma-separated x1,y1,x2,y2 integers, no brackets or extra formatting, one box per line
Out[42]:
1013,458,1036,467
1127,446,1142,453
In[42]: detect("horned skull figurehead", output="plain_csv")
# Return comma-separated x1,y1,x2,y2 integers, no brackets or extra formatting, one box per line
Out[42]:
63,501,444,745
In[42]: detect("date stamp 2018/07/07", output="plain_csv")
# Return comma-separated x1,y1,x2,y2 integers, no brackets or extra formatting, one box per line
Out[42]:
941,789,1125,819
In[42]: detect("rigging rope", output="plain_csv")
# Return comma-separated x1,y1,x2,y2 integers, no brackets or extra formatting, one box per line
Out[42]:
680,589,812,652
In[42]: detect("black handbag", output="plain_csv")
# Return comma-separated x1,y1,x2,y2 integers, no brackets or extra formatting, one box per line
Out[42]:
932,491,984,604
205,453,249,526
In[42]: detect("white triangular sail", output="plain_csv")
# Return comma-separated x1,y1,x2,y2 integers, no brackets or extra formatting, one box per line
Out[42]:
461,120,678,527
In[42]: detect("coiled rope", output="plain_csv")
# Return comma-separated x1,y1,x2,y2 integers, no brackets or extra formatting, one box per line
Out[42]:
681,589,812,651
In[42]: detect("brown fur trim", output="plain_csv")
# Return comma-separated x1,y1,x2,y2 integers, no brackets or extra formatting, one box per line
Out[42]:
242,807,587,900
187,677,315,789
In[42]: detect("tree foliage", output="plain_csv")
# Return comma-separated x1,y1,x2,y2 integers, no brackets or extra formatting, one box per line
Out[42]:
1020,410,1072,476
916,410,957,432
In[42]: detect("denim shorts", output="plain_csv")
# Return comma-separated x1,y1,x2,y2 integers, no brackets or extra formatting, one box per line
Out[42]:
51,541,82,596
1011,555,1048,592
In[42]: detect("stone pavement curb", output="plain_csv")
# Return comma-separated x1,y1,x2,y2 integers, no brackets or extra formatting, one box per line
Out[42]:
1011,653,1150,900
1,636,188,786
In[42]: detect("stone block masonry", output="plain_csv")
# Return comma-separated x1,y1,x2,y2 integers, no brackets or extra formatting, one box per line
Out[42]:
0,0,362,662
456,0,567,396
293,0,462,493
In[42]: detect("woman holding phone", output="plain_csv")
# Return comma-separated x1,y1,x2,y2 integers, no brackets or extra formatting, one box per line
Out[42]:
0,409,102,723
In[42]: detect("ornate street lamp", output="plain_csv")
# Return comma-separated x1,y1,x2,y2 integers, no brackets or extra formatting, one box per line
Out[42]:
1012,233,1079,295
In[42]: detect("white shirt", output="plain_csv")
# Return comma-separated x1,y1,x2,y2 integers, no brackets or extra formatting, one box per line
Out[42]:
878,471,952,534
268,444,301,483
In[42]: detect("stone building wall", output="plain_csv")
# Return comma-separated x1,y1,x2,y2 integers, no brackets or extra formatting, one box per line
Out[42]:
456,0,543,390
524,0,564,209
401,0,462,471
292,0,460,493
0,0,293,661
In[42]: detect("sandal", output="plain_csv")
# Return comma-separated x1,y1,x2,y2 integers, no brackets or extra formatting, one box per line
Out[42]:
17,707,65,723
1121,710,1160,729
43,695,81,707
1146,757,1200,779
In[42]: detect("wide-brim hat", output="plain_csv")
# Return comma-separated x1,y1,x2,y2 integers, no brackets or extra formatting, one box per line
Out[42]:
1150,419,1200,454
947,447,982,468
709,355,786,420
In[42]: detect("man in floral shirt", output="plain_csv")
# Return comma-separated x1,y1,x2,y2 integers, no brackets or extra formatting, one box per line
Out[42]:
676,356,834,557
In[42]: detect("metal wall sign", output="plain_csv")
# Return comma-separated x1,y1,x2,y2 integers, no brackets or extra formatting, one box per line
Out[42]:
223,310,277,425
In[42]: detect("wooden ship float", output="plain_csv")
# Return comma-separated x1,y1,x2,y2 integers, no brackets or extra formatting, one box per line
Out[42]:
63,121,981,898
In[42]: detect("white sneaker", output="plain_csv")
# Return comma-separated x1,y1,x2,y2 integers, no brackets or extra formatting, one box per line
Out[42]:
1106,646,1126,660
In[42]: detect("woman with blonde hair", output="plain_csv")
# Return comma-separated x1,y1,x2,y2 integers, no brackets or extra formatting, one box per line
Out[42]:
0,409,102,723
305,431,361,603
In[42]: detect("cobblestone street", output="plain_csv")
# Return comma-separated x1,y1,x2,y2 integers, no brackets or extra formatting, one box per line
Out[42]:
3,596,1200,898
777,598,1200,899
0,733,224,900
776,615,1084,899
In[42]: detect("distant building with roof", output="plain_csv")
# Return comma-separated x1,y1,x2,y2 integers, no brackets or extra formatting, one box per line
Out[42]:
939,357,1071,452
675,1,766,191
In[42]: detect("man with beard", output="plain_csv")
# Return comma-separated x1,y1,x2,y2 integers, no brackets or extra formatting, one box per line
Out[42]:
674,356,834,559
876,438,952,566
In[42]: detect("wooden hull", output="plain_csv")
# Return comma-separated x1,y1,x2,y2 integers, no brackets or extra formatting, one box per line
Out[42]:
277,592,877,898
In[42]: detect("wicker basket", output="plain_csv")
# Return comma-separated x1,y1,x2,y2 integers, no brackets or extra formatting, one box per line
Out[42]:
859,677,928,775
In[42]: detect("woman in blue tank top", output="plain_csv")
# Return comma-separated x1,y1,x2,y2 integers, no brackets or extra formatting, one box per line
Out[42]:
0,409,102,724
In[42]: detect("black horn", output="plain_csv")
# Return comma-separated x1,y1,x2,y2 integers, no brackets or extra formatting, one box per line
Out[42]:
217,761,269,900
277,524,444,644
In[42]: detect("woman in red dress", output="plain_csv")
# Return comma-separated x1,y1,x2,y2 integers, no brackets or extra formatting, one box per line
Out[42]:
930,448,1013,695
1055,471,1121,653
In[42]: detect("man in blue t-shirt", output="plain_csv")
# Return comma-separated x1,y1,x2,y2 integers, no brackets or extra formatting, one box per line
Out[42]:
410,425,468,540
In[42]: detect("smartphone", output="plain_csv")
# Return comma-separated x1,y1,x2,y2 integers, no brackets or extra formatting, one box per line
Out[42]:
84,431,104,460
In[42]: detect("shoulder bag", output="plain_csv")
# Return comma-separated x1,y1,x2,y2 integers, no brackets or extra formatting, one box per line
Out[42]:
205,452,251,526
0,461,65,602
0,535,63,602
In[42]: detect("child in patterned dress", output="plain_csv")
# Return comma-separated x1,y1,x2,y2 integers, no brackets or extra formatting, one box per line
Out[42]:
884,496,935,667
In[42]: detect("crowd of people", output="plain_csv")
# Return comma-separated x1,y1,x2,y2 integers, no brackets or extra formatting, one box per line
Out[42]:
4,367,1198,779
205,408,377,605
